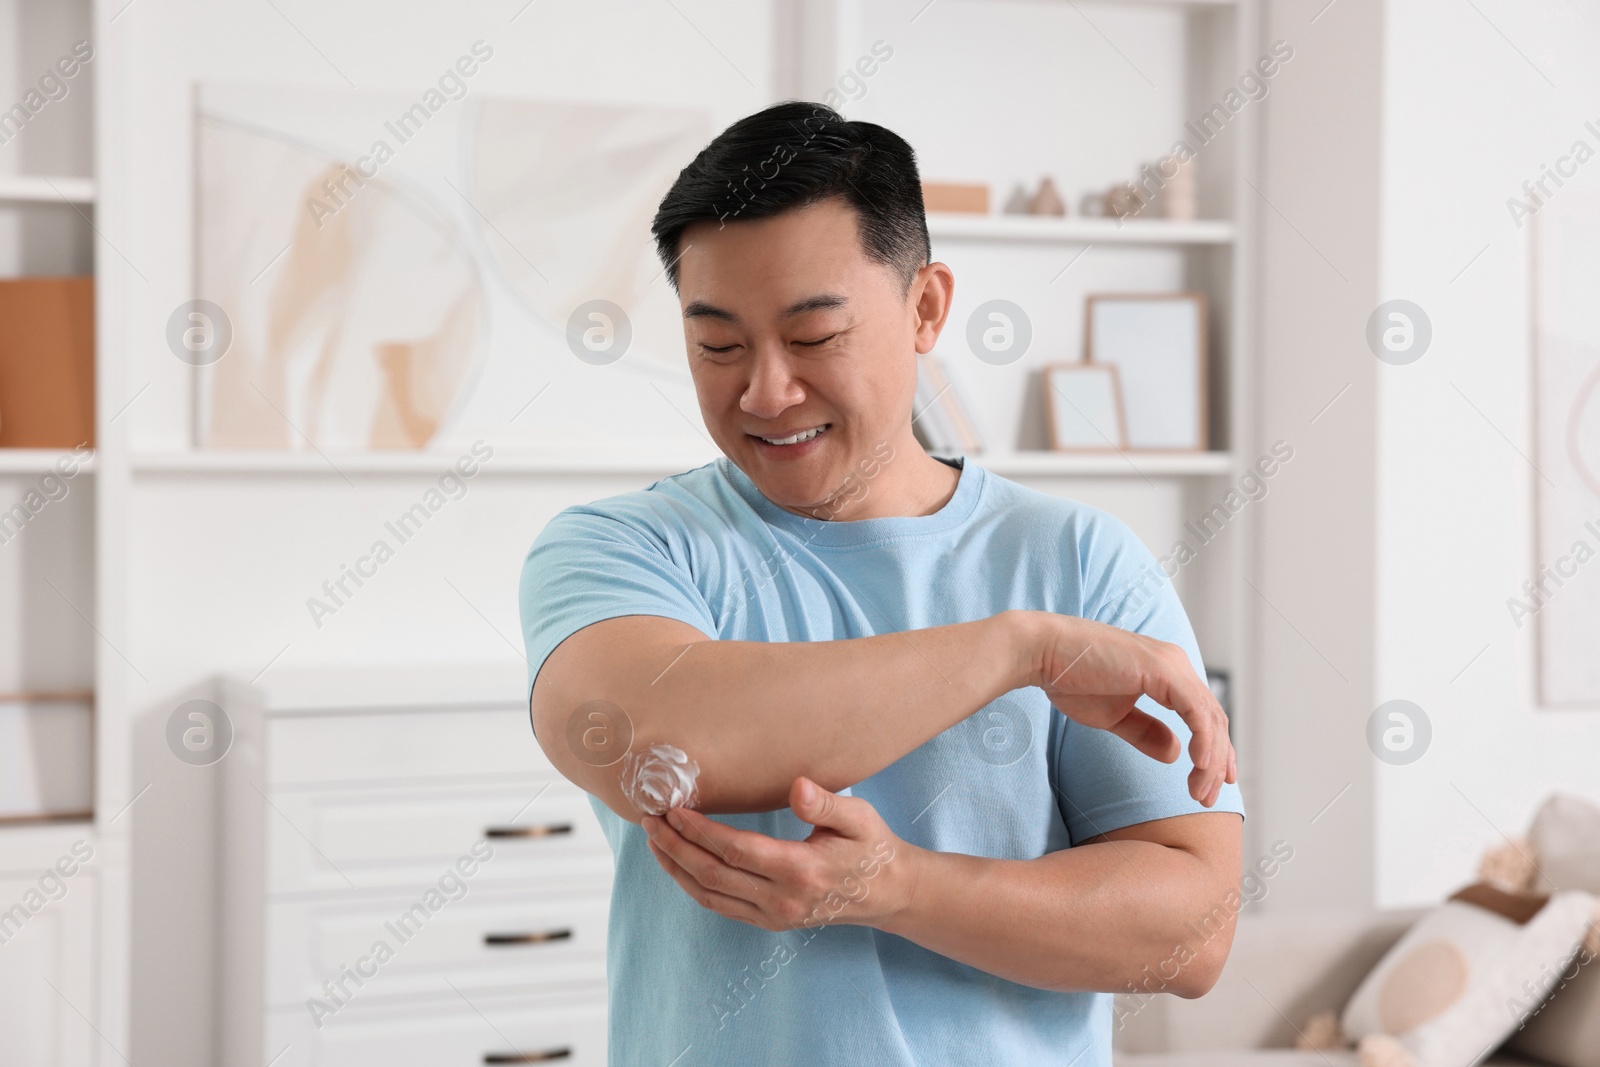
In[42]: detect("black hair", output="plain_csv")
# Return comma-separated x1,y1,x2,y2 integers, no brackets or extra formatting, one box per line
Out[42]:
651,101,930,294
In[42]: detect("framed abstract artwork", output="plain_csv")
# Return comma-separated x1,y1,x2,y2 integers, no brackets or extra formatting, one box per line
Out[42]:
194,83,711,453
1531,191,1600,705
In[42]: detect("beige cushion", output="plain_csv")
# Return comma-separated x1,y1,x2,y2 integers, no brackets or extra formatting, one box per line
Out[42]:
1500,792,1600,1067
1531,792,1600,891
1116,1054,1359,1066
1341,892,1595,1066
1503,950,1600,1067
1113,1054,1548,1067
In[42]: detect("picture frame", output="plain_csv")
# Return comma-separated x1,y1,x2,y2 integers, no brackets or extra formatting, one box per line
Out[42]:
1043,362,1127,451
1085,292,1209,451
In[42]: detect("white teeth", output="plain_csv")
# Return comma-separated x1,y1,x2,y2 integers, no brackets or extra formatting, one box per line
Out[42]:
759,425,826,446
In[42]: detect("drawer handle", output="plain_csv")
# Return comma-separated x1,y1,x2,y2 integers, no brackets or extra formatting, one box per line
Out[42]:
484,928,573,947
484,1049,572,1063
485,823,574,839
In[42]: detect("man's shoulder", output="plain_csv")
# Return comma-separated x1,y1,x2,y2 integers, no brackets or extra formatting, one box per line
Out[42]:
970,462,1143,548
970,463,1165,619
531,459,746,550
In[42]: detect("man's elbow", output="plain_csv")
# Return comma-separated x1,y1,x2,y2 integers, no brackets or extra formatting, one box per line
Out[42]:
1168,930,1235,999
530,698,792,822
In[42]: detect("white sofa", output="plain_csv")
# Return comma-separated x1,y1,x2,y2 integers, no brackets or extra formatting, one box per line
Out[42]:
1113,908,1558,1067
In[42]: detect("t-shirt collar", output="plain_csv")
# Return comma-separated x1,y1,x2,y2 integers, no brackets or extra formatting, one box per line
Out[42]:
717,452,982,549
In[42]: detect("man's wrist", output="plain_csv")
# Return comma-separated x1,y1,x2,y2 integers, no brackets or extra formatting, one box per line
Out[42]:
997,609,1046,693
871,838,934,936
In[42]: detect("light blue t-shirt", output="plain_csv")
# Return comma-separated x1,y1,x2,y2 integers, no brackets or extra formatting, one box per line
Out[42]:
519,454,1245,1067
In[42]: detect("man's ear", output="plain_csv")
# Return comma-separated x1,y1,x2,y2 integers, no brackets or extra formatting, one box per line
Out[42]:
911,261,955,355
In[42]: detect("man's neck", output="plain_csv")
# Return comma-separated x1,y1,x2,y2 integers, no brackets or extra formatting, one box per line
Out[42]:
799,439,961,522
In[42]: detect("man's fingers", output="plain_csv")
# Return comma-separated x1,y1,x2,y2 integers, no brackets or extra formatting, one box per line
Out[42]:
646,838,767,925
1107,709,1180,764
1127,641,1238,807
644,815,770,901
670,808,789,877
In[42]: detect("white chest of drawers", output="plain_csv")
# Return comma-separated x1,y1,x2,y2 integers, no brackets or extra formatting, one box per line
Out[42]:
217,665,612,1067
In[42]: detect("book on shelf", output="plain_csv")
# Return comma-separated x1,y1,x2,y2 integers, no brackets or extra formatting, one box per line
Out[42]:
911,353,983,457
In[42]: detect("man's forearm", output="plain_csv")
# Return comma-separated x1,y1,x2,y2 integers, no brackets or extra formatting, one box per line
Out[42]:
537,610,1038,818
874,827,1240,997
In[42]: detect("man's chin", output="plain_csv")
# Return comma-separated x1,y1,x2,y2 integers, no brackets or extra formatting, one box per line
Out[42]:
737,454,845,517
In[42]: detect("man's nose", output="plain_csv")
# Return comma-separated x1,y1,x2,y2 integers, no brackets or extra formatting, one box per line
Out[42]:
741,348,805,418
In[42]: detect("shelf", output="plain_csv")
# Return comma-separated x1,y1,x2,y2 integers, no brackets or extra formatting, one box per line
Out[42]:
927,213,1234,246
0,175,95,204
129,447,724,476
0,448,96,473
127,448,1233,479
976,450,1233,477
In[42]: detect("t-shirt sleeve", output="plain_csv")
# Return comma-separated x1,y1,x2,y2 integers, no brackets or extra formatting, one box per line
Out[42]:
1052,518,1246,844
518,504,719,704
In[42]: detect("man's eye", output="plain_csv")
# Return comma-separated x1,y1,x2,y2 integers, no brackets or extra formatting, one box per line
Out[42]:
795,334,837,347
699,344,739,355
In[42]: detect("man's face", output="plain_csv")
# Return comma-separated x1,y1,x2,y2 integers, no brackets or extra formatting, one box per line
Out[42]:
674,197,926,516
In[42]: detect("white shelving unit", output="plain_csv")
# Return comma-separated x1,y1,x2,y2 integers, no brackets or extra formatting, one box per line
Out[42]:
0,175,95,203
125,447,1232,478
0,448,97,473
0,0,103,1062
926,212,1235,245
818,0,1262,858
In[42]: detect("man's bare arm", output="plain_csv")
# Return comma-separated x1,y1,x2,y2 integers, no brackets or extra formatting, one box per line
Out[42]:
874,811,1244,996
531,611,1035,823
531,610,1234,824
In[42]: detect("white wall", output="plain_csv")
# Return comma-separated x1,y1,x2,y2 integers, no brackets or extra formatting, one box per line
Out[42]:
1255,0,1600,912
1375,0,1600,906
1252,0,1383,911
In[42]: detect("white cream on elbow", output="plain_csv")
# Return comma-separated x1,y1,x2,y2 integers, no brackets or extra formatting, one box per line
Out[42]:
621,743,700,815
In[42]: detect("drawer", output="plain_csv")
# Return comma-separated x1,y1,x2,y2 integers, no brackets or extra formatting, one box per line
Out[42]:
267,705,550,785
266,882,610,1007
266,990,606,1067
266,780,612,894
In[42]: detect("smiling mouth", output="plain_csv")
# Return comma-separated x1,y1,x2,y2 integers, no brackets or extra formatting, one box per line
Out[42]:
752,424,830,446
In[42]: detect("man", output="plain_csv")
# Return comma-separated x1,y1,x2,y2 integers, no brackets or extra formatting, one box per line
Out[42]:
520,101,1244,1066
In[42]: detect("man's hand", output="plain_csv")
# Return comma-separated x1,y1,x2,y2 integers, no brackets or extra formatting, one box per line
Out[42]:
1022,611,1237,807
643,776,1243,998
642,777,913,931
